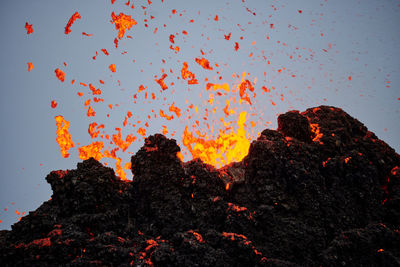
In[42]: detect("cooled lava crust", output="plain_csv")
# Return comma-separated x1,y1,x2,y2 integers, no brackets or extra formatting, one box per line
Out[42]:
1,106,399,266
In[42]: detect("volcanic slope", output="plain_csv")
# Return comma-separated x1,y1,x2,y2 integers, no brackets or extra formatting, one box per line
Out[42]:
1,106,399,266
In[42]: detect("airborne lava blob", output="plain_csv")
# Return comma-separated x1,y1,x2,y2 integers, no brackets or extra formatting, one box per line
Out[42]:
54,116,74,158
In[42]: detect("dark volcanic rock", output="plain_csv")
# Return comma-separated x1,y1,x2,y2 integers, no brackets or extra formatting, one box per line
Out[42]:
277,110,313,143
1,105,399,266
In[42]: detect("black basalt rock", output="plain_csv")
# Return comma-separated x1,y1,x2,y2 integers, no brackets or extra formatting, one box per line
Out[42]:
277,110,313,143
131,133,182,178
1,106,399,266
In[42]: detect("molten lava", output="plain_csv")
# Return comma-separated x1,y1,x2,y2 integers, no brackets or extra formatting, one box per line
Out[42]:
111,12,137,39
64,12,81,34
54,69,65,82
310,123,323,144
78,142,104,161
183,111,250,168
195,57,213,70
54,116,75,158
155,74,168,90
112,128,136,151
27,62,34,72
25,22,33,34
109,64,116,73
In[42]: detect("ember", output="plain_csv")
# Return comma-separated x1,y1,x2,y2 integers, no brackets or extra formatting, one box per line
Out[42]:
54,68,65,82
155,73,168,90
54,116,74,158
24,22,33,34
64,12,81,34
111,11,137,39
27,62,34,72
109,64,116,73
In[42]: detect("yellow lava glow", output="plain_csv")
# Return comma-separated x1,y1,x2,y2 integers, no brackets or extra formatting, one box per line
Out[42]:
78,142,104,161
54,116,75,158
183,111,250,168
111,12,137,39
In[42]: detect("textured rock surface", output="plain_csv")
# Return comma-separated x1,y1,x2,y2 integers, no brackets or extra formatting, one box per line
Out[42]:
1,106,399,266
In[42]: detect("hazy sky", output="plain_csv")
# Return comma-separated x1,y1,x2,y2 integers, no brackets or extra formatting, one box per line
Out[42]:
0,0,399,229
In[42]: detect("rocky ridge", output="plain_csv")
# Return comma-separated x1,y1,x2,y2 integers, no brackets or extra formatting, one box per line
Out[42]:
0,106,399,266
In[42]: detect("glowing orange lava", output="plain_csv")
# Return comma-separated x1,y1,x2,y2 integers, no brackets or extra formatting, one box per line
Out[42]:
195,57,213,70
160,109,173,120
27,62,34,72
155,73,168,90
25,22,33,34
181,62,198,84
78,142,104,161
87,106,96,117
111,12,137,39
65,12,81,34
237,72,256,105
109,64,116,73
183,112,250,168
169,103,181,117
310,123,323,144
112,128,136,151
54,116,75,158
51,100,58,108
54,69,65,82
